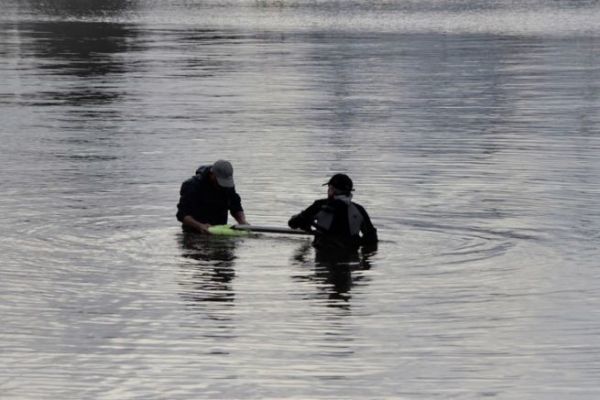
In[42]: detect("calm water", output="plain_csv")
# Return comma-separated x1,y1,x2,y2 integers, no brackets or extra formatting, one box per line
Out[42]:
1,1,600,399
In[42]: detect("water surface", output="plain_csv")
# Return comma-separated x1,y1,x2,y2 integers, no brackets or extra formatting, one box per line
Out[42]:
1,1,600,399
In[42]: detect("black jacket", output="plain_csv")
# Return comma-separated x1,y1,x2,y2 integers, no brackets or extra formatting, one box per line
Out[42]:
288,197,378,251
176,166,243,226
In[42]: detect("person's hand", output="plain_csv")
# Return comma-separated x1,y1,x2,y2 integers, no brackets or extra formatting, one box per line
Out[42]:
181,216,212,234
197,223,212,234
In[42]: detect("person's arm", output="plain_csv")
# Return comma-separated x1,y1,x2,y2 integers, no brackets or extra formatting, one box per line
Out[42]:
177,178,211,234
181,215,212,234
357,205,378,245
227,189,248,225
288,201,322,231
232,210,248,225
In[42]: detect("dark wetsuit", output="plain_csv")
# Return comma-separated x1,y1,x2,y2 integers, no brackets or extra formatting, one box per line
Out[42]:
176,166,243,227
288,196,378,251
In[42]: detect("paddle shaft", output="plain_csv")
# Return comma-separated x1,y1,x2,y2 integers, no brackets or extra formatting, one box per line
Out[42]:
232,224,313,235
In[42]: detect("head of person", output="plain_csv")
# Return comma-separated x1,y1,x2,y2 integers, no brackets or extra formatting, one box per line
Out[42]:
209,159,235,188
324,173,353,198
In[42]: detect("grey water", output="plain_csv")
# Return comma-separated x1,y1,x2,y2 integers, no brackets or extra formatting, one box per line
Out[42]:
1,0,600,398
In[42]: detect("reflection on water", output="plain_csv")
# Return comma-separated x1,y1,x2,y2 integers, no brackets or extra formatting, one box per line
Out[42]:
15,20,135,117
178,232,237,306
19,0,139,18
1,0,600,398
291,241,376,303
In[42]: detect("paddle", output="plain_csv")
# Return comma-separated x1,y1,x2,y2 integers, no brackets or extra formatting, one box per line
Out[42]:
232,224,313,235
207,224,312,236
206,225,251,236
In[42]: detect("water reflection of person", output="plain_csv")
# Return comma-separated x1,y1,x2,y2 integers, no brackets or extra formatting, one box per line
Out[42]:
292,241,377,302
178,231,238,307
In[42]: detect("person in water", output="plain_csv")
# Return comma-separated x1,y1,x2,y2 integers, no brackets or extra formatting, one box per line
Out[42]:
288,173,378,251
177,159,248,234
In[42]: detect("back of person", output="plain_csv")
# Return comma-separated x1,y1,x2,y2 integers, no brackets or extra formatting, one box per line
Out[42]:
288,174,378,252
177,166,232,226
176,160,247,233
312,197,374,251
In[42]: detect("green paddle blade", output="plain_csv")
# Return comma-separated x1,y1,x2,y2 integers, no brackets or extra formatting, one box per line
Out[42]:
208,225,250,237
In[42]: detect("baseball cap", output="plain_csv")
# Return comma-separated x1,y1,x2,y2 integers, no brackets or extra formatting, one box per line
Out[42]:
212,159,235,188
323,173,354,193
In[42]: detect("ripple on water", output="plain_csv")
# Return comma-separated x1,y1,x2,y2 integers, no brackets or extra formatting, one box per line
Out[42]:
1,2,600,397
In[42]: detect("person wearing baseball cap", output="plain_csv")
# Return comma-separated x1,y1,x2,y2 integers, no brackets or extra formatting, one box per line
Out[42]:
288,173,378,251
177,160,248,234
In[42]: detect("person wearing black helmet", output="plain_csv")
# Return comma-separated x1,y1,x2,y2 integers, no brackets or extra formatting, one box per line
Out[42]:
176,160,248,234
288,173,378,251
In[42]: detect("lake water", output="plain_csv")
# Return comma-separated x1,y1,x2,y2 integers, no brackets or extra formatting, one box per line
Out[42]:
1,1,600,399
